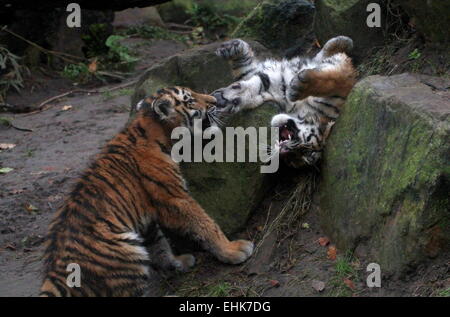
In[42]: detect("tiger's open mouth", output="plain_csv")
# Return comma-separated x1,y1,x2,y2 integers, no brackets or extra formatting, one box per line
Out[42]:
277,120,300,155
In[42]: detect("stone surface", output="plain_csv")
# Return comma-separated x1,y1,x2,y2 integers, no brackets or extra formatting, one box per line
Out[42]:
131,42,277,235
318,73,450,275
1,9,114,61
158,0,259,24
0,0,170,10
113,7,166,28
232,0,315,53
313,0,386,60
398,0,450,44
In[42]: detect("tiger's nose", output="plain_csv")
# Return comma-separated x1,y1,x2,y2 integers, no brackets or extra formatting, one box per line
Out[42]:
211,90,227,108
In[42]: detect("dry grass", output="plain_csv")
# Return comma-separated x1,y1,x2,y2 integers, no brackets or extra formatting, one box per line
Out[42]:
252,170,318,258
0,45,29,104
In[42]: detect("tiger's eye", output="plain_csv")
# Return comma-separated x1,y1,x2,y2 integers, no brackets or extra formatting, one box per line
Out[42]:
231,83,241,90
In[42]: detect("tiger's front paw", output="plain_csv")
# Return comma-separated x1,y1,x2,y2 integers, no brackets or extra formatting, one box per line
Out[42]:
216,39,251,60
288,68,319,101
218,240,254,264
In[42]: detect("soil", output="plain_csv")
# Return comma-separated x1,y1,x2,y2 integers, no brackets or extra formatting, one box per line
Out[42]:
0,38,187,296
1,36,448,297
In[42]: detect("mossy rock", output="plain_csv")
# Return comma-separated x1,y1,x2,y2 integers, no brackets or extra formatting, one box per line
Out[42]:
314,0,386,60
131,42,277,234
318,73,450,275
157,0,259,24
232,0,315,52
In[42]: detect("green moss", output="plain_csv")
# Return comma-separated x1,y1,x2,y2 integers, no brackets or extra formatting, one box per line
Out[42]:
232,0,314,51
319,75,450,274
131,43,274,235
323,0,359,12
437,287,450,297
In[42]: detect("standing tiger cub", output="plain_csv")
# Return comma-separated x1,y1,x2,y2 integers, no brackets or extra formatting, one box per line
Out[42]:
40,87,253,297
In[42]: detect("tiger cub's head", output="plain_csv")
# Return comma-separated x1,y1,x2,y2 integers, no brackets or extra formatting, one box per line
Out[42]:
136,86,218,132
271,113,325,166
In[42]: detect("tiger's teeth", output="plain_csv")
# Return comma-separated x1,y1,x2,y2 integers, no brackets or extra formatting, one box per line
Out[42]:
288,134,291,140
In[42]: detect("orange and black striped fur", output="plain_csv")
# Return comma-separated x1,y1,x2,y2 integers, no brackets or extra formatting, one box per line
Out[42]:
40,87,254,297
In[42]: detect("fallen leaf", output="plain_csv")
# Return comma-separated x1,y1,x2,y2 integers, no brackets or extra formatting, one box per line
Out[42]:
62,105,72,111
318,237,330,246
5,243,16,251
24,203,39,213
301,223,310,229
88,59,98,73
311,279,325,292
269,280,280,288
343,278,355,290
327,245,337,260
0,167,13,174
314,39,321,48
0,143,16,150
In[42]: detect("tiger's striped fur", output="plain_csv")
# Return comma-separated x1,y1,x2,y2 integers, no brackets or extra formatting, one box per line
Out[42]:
212,36,357,167
40,87,253,297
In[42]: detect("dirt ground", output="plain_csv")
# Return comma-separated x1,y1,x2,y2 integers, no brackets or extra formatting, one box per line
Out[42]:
0,39,187,296
1,37,448,297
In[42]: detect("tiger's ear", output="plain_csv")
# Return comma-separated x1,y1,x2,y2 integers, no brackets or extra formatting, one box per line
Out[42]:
152,97,173,119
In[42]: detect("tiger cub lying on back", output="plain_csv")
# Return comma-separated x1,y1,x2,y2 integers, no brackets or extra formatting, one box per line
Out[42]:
40,87,253,297
212,36,357,167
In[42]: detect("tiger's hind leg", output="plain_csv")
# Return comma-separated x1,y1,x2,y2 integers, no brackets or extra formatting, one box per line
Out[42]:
288,54,356,102
216,39,257,80
144,225,195,273
313,36,353,62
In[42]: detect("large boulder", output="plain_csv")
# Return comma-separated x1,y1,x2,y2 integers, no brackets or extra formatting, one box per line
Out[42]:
1,9,114,60
158,0,258,24
318,73,450,276
131,42,277,234
232,0,315,53
313,0,386,60
0,1,170,59
397,0,450,44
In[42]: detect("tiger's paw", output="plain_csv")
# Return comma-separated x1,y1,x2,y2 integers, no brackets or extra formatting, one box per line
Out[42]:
218,240,254,264
322,36,353,57
173,254,196,272
216,39,251,60
287,68,319,101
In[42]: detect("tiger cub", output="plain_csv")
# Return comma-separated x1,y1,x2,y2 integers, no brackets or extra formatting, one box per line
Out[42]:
40,87,253,297
212,36,357,167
